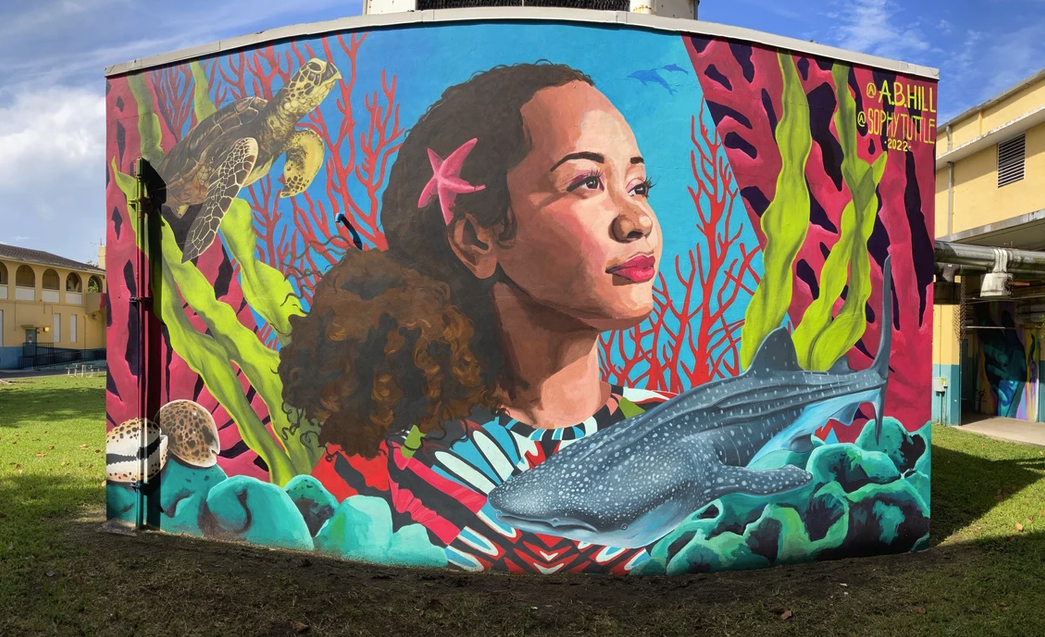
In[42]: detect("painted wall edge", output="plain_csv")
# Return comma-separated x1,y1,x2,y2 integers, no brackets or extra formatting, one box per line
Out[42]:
103,7,940,79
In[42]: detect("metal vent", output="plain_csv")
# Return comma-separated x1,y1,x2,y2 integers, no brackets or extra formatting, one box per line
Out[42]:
998,133,1026,187
417,0,629,8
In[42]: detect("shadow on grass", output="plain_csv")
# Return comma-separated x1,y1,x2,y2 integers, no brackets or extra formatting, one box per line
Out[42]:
0,386,106,429
930,443,1045,544
18,513,1042,637
2,443,1045,634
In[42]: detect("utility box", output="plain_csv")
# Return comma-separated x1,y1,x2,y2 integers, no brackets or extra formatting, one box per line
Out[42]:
104,8,937,576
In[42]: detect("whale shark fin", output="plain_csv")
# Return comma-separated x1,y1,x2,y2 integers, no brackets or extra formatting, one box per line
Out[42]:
747,327,802,374
871,255,893,442
874,256,893,382
788,434,816,454
707,463,812,500
828,356,853,374
873,386,886,444
834,402,861,426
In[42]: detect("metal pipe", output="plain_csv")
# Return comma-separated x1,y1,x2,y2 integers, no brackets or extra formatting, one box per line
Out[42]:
947,161,954,236
946,124,953,237
935,262,986,277
935,241,1045,271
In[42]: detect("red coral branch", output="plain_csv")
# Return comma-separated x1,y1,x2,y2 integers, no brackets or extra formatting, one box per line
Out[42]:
150,65,193,142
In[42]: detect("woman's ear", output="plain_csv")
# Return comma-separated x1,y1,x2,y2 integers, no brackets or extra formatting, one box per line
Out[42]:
447,213,501,280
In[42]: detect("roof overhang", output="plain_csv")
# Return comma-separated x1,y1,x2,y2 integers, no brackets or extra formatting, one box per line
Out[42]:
936,104,1045,171
939,207,1045,251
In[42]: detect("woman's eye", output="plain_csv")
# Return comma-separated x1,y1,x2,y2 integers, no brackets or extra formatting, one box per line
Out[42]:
568,172,604,192
631,178,654,197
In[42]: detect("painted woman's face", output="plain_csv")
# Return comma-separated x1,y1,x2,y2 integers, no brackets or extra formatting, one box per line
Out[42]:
501,81,662,331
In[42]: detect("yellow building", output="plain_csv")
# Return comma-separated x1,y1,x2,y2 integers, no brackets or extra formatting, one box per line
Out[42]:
0,243,107,370
933,67,1045,425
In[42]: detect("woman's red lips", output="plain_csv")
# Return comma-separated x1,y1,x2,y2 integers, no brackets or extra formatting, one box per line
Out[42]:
607,255,656,283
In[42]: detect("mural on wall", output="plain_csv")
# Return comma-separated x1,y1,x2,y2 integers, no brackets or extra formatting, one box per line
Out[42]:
105,23,936,575
969,303,1039,420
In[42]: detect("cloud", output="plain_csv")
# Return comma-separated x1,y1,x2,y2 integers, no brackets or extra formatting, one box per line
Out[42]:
0,84,105,262
829,0,932,61
0,0,361,263
0,86,104,189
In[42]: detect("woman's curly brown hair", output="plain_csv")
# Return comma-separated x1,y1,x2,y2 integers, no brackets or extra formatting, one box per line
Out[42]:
280,249,497,456
279,62,594,457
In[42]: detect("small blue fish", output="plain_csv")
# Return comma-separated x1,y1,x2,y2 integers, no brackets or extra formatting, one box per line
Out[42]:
662,63,690,75
489,259,895,548
628,69,677,95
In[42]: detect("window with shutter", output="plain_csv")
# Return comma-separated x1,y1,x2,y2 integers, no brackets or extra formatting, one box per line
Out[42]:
998,133,1025,187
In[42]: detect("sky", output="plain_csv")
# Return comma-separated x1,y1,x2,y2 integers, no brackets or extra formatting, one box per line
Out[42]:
0,0,1041,264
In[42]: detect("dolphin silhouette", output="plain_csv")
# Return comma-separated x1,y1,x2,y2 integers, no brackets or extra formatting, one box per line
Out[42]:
662,63,690,75
628,69,677,95
487,258,894,548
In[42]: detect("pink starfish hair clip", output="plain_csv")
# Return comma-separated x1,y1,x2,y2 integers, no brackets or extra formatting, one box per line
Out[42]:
417,138,486,225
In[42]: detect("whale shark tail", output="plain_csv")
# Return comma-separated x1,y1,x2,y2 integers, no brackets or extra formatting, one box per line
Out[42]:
871,255,894,442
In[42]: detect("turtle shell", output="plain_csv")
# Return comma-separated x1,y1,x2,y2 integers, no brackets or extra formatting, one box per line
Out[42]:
158,96,266,205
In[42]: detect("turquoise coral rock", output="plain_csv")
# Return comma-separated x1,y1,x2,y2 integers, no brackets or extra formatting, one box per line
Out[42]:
314,495,446,567
855,417,928,473
106,482,138,522
284,474,338,537
808,443,900,491
157,460,228,536
636,418,930,576
203,475,314,551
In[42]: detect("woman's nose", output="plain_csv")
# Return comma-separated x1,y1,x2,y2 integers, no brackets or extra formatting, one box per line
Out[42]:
611,199,654,243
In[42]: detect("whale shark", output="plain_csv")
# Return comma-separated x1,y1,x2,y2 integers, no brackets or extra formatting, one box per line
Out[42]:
487,258,894,549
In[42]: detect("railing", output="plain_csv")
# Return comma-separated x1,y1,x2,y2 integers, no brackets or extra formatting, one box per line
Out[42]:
18,344,106,369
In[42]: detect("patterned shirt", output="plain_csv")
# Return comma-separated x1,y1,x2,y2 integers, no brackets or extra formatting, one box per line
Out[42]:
311,385,670,574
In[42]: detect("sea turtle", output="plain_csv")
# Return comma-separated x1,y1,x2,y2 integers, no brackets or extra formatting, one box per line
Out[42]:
105,418,168,483
158,58,341,262
156,399,221,468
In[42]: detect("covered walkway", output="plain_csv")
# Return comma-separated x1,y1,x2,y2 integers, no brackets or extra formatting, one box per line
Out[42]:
958,412,1045,447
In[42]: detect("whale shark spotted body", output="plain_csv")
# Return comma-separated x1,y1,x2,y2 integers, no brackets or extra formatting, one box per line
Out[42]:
487,258,894,549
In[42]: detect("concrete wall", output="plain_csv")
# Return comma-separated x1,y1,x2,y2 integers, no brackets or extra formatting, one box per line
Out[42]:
932,304,961,426
948,75,1045,148
934,73,1045,238
935,121,1045,235
105,17,935,575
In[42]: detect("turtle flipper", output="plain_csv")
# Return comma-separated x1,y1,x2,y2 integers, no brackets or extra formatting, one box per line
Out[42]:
279,129,324,198
182,137,259,263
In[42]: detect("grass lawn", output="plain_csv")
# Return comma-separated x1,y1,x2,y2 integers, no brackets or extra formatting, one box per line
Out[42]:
3,374,1045,636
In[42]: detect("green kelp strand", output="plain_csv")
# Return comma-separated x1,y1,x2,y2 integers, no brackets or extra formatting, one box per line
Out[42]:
792,64,887,370
220,199,303,344
739,52,812,370
112,162,295,484
189,61,216,121
125,74,164,167
156,221,322,476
